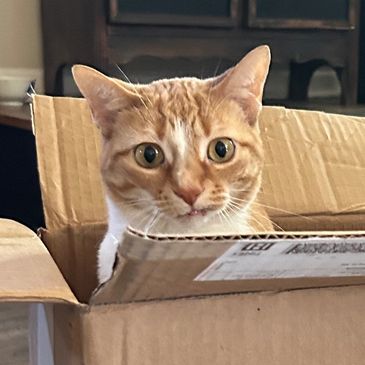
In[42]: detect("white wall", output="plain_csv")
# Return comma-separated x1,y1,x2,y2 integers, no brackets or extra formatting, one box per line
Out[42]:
0,0,44,91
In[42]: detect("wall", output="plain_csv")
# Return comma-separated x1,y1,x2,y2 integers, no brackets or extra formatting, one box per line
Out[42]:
0,0,44,91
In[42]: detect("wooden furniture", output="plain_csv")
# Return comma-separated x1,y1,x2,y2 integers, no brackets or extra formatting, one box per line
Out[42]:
248,0,357,29
0,104,31,131
40,0,360,104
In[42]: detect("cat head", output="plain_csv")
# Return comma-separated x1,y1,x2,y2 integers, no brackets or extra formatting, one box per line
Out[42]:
72,45,271,233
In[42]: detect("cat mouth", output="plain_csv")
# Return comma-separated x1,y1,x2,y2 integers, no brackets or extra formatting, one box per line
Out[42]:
181,208,208,218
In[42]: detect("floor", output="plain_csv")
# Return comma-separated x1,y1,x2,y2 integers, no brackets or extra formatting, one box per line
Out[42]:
0,304,29,365
2,100,365,365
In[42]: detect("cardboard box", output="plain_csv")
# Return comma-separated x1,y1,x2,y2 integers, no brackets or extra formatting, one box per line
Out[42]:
2,95,365,364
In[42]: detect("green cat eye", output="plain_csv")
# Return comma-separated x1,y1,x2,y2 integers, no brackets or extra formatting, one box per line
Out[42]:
208,138,235,163
134,143,164,168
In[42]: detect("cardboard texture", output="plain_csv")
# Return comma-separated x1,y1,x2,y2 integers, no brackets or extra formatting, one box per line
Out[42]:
0,219,76,304
57,287,365,365
1,94,365,364
93,229,365,304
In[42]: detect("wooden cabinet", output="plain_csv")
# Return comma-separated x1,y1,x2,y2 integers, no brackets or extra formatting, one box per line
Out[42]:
248,0,356,29
110,0,239,27
41,0,360,104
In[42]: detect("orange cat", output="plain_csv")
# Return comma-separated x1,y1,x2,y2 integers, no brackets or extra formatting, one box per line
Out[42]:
73,45,273,283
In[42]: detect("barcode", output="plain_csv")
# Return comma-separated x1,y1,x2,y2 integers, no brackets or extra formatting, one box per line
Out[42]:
286,242,365,254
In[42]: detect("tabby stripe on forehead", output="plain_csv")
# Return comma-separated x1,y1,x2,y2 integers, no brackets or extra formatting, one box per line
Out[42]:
197,110,211,136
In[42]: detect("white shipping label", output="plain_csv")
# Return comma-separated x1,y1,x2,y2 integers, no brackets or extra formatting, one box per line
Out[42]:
195,237,365,281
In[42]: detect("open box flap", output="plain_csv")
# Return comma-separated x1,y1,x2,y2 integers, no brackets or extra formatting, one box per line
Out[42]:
259,106,365,228
32,95,107,231
0,219,77,304
32,95,365,234
40,222,106,303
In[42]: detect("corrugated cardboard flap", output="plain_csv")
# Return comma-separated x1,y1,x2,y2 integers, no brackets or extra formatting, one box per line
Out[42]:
32,95,107,231
260,106,365,230
92,229,365,304
0,219,77,303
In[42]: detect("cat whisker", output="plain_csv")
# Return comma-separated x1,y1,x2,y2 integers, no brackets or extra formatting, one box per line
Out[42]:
226,201,267,232
224,203,252,231
228,199,283,232
247,214,267,232
220,205,237,229
251,209,284,232
121,196,155,203
230,196,313,221
115,64,157,126
229,188,250,193
146,210,164,235
121,201,150,209
143,209,160,235
235,198,313,221
115,64,153,107
128,206,156,229
227,200,245,210
217,211,224,225
133,107,156,128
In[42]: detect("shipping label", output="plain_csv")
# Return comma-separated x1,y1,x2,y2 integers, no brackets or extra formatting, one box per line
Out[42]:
195,237,365,281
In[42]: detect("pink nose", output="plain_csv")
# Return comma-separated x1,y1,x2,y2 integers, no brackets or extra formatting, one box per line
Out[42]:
174,187,203,206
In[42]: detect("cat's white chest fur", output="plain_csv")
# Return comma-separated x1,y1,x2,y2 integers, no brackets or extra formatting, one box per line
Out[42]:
98,196,128,283
98,195,251,283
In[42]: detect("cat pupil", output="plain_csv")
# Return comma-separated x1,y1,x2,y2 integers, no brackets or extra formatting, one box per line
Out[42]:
215,141,227,158
144,145,156,163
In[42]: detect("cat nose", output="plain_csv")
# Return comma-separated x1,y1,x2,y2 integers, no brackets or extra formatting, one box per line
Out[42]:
174,187,203,206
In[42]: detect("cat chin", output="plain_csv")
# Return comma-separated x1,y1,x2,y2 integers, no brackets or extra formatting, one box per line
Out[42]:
130,209,251,236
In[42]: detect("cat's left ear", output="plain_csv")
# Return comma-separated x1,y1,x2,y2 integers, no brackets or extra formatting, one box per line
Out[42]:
212,45,271,126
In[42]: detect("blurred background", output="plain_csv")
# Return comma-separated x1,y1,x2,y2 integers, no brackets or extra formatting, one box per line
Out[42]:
0,1,365,363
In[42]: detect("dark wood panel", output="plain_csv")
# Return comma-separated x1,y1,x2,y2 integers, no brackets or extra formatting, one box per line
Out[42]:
41,0,108,94
109,0,239,27
108,27,349,66
0,105,31,131
256,0,349,20
113,0,232,17
248,0,356,29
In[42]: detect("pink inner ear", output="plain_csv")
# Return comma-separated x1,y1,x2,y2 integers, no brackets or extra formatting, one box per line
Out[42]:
209,47,270,126
214,46,270,104
241,96,262,126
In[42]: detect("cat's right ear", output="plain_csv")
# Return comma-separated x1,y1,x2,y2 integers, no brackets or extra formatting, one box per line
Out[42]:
72,65,138,137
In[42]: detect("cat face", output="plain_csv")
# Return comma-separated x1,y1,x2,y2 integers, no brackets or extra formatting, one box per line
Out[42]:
73,46,271,232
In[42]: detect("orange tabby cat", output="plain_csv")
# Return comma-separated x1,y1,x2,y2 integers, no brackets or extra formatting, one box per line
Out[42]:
73,45,273,283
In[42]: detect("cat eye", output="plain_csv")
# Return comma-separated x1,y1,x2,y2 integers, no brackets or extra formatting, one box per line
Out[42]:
208,138,235,163
134,143,164,168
